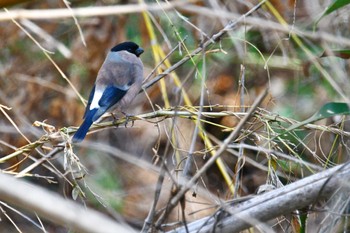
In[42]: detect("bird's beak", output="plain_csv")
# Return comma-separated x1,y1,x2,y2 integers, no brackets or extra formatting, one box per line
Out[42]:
135,47,144,57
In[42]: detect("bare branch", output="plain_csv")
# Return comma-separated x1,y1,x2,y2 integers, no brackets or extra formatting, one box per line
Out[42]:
0,1,193,21
0,173,135,233
168,163,350,233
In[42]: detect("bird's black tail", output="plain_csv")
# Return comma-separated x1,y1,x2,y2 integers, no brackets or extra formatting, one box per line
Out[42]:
72,109,97,143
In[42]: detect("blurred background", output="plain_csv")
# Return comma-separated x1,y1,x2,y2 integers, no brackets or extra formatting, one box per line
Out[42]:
0,0,350,232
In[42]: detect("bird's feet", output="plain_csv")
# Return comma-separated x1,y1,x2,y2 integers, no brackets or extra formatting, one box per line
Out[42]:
111,113,121,127
122,112,135,127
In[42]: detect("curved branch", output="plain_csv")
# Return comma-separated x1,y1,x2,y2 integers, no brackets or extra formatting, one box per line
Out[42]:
169,163,350,233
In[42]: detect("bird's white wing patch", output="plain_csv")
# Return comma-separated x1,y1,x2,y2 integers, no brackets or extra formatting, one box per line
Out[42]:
90,89,103,110
118,83,132,91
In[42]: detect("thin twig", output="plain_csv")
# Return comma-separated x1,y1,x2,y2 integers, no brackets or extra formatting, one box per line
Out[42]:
182,45,207,178
20,19,72,58
62,0,86,46
234,64,246,198
4,8,85,105
15,146,64,178
228,143,322,171
177,4,350,46
0,201,45,231
141,158,167,233
155,88,268,228
143,40,183,84
142,0,268,91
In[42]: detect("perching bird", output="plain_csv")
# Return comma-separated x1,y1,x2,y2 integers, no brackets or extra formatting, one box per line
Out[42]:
72,41,144,143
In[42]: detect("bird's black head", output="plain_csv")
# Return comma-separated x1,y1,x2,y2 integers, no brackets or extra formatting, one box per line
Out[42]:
110,41,144,57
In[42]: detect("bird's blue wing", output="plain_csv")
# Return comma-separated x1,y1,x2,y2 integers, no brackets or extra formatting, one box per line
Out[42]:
92,85,128,122
73,108,98,143
73,85,127,142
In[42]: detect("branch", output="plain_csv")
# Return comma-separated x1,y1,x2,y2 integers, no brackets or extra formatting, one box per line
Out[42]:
168,162,350,233
0,1,192,21
0,173,135,233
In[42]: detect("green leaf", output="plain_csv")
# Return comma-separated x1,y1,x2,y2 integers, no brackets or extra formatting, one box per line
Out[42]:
314,0,350,27
298,208,308,233
322,0,350,16
278,102,350,138
275,159,301,172
320,49,350,59
308,102,350,122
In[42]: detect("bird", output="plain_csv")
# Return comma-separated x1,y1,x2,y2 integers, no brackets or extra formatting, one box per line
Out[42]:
72,41,144,143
